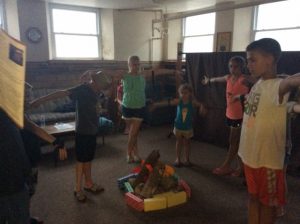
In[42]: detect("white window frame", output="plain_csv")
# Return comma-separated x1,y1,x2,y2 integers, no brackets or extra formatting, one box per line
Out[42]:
0,0,6,30
182,13,216,53
252,1,300,51
49,4,101,60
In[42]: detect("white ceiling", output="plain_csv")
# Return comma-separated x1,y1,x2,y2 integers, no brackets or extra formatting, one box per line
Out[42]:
40,0,284,13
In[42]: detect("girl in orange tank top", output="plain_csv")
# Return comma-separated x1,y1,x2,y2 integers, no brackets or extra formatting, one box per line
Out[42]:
202,56,250,176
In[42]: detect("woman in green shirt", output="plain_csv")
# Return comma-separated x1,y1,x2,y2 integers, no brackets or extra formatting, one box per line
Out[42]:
121,56,146,163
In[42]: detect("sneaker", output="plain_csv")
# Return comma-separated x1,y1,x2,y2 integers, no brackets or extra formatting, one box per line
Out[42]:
73,191,87,202
126,155,134,163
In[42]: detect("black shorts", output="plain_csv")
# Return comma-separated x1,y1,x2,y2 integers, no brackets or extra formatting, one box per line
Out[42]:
226,117,242,128
75,134,97,162
122,106,146,120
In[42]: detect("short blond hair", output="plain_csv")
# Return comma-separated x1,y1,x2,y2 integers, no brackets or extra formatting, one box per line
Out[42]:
128,55,140,64
178,83,193,94
91,71,112,89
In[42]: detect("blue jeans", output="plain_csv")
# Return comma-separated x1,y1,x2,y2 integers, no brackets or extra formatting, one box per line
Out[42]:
0,188,30,224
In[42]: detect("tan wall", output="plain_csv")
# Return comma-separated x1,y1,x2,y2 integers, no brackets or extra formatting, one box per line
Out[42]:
166,19,182,60
113,10,163,62
18,0,49,61
214,9,234,51
101,9,115,60
232,7,254,51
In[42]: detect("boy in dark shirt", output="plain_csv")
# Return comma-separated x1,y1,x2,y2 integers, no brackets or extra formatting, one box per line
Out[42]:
30,72,111,202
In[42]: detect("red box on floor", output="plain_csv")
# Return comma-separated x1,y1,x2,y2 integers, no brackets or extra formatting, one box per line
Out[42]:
125,192,144,212
179,179,191,198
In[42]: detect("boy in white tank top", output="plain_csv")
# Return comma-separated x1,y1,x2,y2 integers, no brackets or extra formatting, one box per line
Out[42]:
239,38,300,224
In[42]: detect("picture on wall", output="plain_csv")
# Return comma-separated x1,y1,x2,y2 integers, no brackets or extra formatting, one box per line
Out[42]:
216,32,232,52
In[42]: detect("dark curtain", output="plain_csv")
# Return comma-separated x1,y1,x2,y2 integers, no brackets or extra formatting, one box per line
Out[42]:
186,51,300,147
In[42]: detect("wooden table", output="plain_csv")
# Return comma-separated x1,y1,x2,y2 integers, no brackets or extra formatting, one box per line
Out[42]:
42,121,75,135
42,121,105,166
41,121,75,166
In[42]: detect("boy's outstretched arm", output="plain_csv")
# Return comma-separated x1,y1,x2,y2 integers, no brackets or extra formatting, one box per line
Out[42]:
30,90,70,108
279,73,300,103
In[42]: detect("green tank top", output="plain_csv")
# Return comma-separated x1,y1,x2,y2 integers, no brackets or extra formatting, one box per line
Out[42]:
122,74,146,108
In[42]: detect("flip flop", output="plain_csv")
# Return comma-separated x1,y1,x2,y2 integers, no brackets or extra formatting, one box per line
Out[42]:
212,167,233,176
231,169,242,177
84,184,104,194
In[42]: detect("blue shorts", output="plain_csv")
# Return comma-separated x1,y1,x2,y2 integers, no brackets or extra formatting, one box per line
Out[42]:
75,134,97,162
226,117,242,128
122,106,146,121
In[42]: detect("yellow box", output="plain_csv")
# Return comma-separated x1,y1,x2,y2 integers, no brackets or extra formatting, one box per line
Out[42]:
153,192,173,199
144,198,167,212
167,191,187,207
153,191,187,208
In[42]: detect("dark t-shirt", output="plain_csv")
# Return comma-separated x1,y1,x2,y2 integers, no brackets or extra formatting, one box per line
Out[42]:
68,84,99,135
0,109,30,197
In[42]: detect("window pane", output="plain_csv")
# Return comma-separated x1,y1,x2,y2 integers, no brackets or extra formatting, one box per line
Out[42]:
55,34,99,58
183,35,214,53
52,9,97,34
185,13,215,36
256,0,300,30
255,29,300,51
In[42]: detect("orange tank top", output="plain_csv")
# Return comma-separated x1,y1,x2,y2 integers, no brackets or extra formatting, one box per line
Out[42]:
226,75,249,120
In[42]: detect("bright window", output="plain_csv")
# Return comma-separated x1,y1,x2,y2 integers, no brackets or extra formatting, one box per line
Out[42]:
183,13,216,53
254,0,300,51
50,5,100,59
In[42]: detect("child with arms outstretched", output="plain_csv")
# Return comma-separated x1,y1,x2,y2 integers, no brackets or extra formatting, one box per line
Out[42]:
30,72,111,202
202,56,249,176
151,84,205,167
239,38,300,224
114,56,146,163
